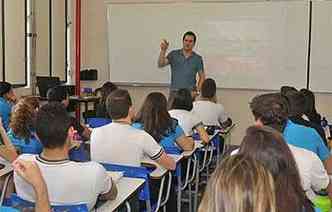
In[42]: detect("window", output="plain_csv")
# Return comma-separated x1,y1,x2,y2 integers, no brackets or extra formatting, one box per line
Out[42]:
35,0,68,82
0,0,69,87
1,0,27,86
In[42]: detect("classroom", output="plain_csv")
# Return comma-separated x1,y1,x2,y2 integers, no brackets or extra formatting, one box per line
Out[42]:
1,0,332,211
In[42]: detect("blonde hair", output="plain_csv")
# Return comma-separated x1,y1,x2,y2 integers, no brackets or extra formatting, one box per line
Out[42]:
199,154,276,212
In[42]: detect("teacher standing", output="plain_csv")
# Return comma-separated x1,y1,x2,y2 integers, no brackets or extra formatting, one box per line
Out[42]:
158,31,205,100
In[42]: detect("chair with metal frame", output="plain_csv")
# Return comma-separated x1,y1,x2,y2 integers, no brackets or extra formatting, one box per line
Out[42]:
101,163,172,212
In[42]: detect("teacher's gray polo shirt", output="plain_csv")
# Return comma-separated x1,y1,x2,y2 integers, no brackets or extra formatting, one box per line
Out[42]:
167,49,204,90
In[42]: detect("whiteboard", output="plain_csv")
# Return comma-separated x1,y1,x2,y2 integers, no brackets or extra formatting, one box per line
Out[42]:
309,1,332,93
107,1,309,89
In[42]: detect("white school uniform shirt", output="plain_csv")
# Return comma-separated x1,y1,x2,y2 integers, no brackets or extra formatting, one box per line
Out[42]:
91,122,164,167
192,100,228,126
288,144,329,201
169,109,203,136
231,145,329,201
14,154,113,210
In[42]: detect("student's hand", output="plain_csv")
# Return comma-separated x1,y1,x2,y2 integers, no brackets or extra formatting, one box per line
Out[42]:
13,159,45,188
0,117,4,131
70,139,81,149
160,39,169,51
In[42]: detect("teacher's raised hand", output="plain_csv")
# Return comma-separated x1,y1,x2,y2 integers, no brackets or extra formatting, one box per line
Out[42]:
160,39,169,51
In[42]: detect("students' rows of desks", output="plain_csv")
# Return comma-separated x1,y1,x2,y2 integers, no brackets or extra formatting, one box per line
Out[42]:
97,124,236,212
0,124,235,212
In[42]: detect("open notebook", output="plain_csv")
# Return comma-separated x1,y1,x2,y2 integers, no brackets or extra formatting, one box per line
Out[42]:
107,171,124,184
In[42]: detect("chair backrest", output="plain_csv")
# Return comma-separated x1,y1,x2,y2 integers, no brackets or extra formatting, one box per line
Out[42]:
69,145,89,162
86,118,112,128
10,193,88,212
101,163,150,201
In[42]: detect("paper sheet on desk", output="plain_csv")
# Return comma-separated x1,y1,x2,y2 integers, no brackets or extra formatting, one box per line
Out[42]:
107,171,124,184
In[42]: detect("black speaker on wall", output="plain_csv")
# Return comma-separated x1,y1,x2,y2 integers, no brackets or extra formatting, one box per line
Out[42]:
80,69,98,81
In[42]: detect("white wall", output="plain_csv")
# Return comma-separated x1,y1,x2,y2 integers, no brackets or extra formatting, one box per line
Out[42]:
10,0,332,145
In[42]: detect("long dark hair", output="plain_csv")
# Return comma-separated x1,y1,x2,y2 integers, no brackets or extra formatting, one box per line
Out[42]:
300,89,321,125
170,89,193,111
135,92,176,142
239,126,314,212
100,82,118,105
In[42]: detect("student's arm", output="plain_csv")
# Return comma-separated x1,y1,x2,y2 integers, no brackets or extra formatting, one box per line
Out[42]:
155,152,176,170
0,119,18,162
175,125,194,151
96,165,118,201
98,178,118,201
196,126,209,144
158,40,169,68
197,71,205,92
176,136,194,151
81,127,92,141
13,160,51,212
322,156,332,199
310,152,330,192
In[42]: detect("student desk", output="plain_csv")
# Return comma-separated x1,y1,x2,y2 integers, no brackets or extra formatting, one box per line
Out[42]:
180,141,204,212
0,160,13,205
69,96,100,115
96,177,145,212
0,160,13,176
38,95,100,122
141,154,183,212
141,154,183,179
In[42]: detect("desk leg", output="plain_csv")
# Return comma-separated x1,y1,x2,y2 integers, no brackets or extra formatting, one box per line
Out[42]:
146,200,152,212
194,159,200,212
125,201,131,212
177,174,182,212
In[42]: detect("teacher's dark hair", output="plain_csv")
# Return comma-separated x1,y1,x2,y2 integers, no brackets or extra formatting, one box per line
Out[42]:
183,31,197,43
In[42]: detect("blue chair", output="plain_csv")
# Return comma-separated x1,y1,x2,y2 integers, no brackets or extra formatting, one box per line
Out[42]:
69,145,89,162
86,118,112,128
0,206,19,212
101,163,172,212
9,193,88,212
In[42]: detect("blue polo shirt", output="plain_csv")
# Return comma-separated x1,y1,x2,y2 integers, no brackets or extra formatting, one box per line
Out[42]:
7,129,43,154
0,97,12,131
167,49,204,90
132,120,185,154
283,119,330,161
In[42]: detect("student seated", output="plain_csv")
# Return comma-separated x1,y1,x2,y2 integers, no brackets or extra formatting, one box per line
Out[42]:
14,102,117,210
282,89,328,147
8,96,43,154
250,93,332,200
239,126,315,212
0,82,18,131
169,88,209,144
95,81,118,118
199,154,276,212
47,85,91,140
191,78,232,128
134,92,194,153
91,89,176,169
